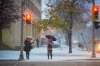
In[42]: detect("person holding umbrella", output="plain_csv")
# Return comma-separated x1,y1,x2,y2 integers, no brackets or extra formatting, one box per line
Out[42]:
46,35,56,59
24,36,33,60
36,38,39,48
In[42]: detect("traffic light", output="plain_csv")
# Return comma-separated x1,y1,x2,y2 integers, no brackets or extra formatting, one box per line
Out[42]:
23,9,33,24
93,21,100,29
24,14,32,24
92,5,99,20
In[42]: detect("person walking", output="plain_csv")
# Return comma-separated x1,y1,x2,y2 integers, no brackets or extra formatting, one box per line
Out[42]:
24,37,32,59
36,38,39,48
47,39,53,59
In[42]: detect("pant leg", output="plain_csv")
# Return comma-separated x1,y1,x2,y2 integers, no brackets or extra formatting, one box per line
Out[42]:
48,50,49,59
25,51,27,59
26,51,30,59
50,50,52,59
48,50,52,59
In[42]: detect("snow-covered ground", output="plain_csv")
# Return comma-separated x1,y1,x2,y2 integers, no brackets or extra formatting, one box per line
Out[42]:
0,46,100,62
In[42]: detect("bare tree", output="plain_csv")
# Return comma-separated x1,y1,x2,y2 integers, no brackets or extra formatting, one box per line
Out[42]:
47,0,91,53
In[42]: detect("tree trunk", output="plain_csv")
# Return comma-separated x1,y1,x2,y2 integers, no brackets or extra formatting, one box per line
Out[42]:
68,30,72,53
68,11,73,53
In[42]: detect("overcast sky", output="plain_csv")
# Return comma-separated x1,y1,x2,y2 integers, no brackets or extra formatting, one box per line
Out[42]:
41,0,49,19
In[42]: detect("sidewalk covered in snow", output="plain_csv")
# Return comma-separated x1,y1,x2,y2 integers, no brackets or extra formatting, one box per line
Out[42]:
0,47,100,62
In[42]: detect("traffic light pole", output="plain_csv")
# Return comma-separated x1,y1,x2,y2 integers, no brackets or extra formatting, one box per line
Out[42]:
91,0,96,58
19,16,24,60
19,0,24,60
92,23,96,57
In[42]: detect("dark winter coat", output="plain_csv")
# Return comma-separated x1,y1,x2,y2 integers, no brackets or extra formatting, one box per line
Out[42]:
48,44,52,51
48,39,53,51
24,40,32,52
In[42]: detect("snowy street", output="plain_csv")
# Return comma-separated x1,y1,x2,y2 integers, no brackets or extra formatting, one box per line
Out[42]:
0,46,100,62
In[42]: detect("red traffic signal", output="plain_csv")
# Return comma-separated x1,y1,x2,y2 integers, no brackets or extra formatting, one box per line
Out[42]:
23,9,33,24
24,14,32,24
92,5,99,20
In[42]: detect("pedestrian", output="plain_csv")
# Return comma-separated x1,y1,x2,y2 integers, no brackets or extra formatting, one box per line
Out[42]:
36,38,39,48
47,39,53,59
24,37,32,59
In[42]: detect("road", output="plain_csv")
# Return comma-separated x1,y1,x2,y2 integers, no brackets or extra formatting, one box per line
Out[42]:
0,59,100,66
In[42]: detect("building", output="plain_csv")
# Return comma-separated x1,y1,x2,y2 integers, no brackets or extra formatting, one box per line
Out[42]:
1,0,41,49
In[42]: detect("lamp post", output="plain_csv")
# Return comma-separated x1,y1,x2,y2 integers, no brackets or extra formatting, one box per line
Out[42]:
19,0,24,60
91,0,96,58
92,20,96,58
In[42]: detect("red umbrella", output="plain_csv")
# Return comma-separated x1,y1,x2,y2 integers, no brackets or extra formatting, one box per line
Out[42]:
46,35,56,41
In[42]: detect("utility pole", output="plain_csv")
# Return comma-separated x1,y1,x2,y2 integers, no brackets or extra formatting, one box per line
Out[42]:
91,0,96,58
19,0,24,60
92,20,96,58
